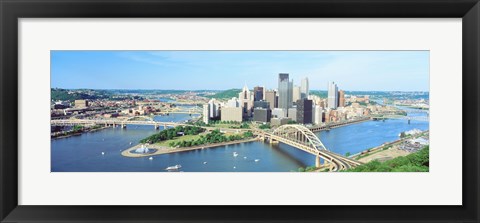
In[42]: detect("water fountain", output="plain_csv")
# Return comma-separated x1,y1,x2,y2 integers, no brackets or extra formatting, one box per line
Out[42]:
134,144,150,154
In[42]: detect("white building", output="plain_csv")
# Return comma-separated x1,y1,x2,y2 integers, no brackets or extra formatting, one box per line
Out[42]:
238,84,254,117
328,81,338,109
203,104,209,124
313,105,323,125
208,98,221,119
272,108,287,118
227,97,240,108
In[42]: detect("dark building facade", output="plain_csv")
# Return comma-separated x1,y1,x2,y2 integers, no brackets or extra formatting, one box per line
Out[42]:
296,98,313,124
253,86,264,101
253,108,272,123
253,100,270,109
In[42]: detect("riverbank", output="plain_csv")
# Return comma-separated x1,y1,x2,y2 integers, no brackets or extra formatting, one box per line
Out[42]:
309,117,372,132
122,137,259,158
51,125,110,140
351,130,429,163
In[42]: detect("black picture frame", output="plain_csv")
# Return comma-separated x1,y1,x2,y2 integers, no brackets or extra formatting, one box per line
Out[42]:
1,0,479,222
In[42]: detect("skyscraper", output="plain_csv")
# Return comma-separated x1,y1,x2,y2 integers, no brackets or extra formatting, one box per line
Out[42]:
265,90,278,110
253,86,264,101
296,98,313,124
278,73,292,111
301,77,309,99
338,90,345,107
292,85,301,103
328,81,338,109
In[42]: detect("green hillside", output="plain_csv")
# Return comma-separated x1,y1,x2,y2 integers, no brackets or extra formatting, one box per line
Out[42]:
205,89,242,99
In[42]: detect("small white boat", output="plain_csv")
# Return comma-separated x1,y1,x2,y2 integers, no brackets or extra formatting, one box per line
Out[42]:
254,159,260,162
165,164,182,171
149,157,153,160
203,162,207,164
129,142,133,145
233,166,236,169
243,156,247,159
101,152,105,155
233,152,239,157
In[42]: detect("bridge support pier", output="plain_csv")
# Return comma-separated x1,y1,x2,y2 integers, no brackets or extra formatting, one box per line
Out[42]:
154,125,159,130
121,124,126,129
315,155,321,168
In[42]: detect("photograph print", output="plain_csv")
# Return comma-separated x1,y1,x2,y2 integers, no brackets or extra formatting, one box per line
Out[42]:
50,51,430,172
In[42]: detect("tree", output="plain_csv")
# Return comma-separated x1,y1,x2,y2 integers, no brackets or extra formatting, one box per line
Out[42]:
345,152,351,157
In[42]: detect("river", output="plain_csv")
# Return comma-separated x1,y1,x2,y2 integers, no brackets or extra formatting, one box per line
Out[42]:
51,107,428,172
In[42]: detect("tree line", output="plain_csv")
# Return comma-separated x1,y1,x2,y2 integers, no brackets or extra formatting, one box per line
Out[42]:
139,126,206,144
169,130,254,148
344,146,429,172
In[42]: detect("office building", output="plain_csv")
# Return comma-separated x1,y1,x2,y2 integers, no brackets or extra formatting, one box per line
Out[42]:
292,85,301,104
253,108,271,123
221,107,243,122
253,100,270,109
265,90,278,110
253,86,264,101
238,84,254,117
227,97,240,108
278,73,292,111
328,81,338,109
288,107,297,122
301,77,309,99
338,90,345,107
296,98,313,124
313,105,323,125
271,117,291,126
272,108,287,118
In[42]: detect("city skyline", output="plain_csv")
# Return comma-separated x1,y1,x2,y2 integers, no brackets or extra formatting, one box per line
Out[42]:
51,51,429,91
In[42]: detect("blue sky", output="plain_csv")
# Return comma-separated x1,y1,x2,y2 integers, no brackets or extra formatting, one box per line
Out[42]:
51,51,429,91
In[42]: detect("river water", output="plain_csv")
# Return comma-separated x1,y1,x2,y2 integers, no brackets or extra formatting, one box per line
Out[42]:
51,107,428,172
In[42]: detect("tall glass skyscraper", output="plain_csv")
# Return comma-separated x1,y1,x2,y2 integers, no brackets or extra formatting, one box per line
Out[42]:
301,77,309,99
328,81,338,109
278,73,292,111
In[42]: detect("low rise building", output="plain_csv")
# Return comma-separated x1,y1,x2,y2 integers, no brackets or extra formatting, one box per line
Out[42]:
221,107,243,122
253,108,271,123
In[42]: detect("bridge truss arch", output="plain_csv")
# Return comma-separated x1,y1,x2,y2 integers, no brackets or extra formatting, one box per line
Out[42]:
272,124,328,152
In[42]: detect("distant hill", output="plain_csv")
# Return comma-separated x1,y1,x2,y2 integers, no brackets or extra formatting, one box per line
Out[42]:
51,88,120,102
205,89,242,100
310,90,327,98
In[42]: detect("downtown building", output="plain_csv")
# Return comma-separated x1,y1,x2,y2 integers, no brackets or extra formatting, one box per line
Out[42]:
301,77,309,99
203,98,221,124
296,98,313,124
328,81,338,109
264,90,278,110
253,100,271,123
221,97,243,122
253,86,264,101
292,85,301,104
312,105,324,125
238,84,254,118
278,73,293,115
